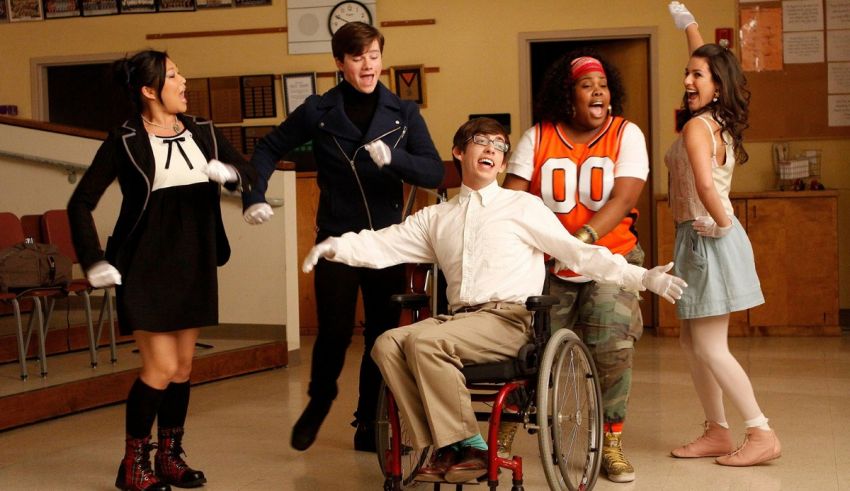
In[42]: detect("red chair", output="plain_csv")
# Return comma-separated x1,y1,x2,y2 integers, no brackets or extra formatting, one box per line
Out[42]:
20,214,43,242
41,209,117,367
0,212,63,379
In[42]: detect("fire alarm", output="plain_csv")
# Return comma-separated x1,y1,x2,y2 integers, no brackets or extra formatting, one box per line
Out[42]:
715,28,733,49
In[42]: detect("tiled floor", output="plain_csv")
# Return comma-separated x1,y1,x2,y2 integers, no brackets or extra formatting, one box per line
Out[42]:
0,332,848,490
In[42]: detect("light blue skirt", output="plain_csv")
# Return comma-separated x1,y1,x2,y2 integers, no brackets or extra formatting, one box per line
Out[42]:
672,216,764,319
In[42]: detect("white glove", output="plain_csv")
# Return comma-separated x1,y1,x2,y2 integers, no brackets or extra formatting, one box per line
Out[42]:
202,159,239,184
86,261,122,288
365,139,392,168
692,216,732,238
553,261,569,273
668,1,697,30
243,203,274,225
641,262,687,304
302,238,339,273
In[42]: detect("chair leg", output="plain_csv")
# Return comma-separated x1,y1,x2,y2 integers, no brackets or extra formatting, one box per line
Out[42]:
81,291,97,368
12,299,28,380
107,289,117,363
96,289,118,363
33,297,48,377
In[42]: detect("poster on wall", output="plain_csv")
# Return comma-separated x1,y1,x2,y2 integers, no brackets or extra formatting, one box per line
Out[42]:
80,0,117,15
283,72,316,116
390,65,427,107
119,0,154,13
157,0,194,11
195,0,230,7
234,0,269,6
7,0,44,21
0,0,8,21
44,0,81,18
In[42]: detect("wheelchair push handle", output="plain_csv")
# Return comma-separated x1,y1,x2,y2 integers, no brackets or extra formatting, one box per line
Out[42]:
525,294,559,311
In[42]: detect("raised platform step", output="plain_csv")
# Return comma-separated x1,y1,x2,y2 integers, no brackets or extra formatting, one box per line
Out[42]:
0,325,287,431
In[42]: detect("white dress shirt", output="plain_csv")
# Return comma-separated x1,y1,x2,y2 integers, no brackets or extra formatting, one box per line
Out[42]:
332,180,646,313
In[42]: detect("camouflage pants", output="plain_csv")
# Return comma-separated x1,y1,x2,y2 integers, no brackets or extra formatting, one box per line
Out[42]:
548,245,644,424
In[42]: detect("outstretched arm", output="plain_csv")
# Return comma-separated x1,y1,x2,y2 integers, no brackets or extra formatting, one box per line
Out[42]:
669,2,704,53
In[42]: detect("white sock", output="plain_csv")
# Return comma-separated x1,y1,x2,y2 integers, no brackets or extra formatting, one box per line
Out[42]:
714,421,730,429
744,414,770,430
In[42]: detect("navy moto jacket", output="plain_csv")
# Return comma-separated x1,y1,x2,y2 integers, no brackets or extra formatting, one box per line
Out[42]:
243,82,443,241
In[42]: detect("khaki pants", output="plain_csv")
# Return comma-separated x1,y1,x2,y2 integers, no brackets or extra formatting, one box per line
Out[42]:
371,304,531,449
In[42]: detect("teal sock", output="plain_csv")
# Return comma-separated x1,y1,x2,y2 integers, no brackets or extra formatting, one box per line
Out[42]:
454,433,488,451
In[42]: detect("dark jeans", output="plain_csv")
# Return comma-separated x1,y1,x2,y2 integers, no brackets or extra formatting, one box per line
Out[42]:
311,259,404,424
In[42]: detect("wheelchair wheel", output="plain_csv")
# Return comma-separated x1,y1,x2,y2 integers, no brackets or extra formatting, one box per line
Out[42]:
375,382,431,489
536,328,603,491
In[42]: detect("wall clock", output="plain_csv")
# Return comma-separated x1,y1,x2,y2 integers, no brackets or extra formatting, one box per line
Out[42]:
328,1,372,35
287,0,376,55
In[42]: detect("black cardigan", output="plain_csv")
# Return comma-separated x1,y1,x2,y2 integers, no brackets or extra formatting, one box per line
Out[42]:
67,114,256,273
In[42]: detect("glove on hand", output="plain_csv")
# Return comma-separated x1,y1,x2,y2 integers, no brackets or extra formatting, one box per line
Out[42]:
365,139,392,168
642,262,687,304
87,261,122,288
302,238,339,273
668,1,697,30
202,159,239,184
243,203,274,225
692,216,732,238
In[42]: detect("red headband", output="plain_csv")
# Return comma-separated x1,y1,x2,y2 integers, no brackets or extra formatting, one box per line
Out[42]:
571,56,605,79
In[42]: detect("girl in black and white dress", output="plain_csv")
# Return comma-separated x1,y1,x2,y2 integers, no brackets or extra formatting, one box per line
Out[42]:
68,50,256,491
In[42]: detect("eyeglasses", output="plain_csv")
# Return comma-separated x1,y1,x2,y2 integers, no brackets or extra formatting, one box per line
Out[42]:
467,134,509,153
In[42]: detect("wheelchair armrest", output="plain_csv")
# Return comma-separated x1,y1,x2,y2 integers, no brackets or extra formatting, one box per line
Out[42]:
525,295,559,311
390,293,430,310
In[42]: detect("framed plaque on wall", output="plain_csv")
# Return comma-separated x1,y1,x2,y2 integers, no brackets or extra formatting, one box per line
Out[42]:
241,75,276,119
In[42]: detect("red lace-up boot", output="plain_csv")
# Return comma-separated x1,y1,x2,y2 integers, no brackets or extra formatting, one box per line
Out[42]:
115,436,171,491
155,427,206,488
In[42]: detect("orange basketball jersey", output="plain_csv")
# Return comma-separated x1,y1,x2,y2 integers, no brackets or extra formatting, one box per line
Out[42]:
529,117,640,276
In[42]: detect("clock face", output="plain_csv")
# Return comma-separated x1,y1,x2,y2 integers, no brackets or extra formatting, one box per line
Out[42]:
328,1,372,35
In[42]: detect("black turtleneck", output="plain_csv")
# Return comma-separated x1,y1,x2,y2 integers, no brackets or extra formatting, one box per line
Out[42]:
339,80,379,135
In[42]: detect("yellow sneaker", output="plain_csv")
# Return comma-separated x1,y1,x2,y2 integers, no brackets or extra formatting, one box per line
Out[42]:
496,422,518,459
602,432,635,483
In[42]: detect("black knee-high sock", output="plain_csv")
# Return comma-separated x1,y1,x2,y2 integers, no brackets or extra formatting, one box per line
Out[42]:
126,378,166,439
157,381,191,429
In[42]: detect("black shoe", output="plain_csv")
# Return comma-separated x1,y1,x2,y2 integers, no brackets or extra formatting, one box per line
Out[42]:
291,399,332,451
353,421,376,453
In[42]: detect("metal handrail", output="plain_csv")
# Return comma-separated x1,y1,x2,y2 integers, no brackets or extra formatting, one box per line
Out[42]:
0,148,87,183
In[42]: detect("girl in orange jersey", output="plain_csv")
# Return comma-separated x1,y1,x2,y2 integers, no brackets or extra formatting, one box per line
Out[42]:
503,50,649,483
666,2,780,466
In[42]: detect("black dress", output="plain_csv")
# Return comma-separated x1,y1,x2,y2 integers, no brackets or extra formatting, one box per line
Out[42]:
115,130,218,334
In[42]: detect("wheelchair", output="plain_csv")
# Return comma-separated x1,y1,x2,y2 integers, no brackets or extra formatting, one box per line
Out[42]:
375,268,604,491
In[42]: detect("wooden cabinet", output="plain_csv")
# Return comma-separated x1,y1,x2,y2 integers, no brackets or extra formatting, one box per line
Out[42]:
295,173,428,334
655,191,840,336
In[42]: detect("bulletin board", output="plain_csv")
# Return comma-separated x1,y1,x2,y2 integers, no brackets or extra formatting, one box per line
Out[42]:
739,0,850,141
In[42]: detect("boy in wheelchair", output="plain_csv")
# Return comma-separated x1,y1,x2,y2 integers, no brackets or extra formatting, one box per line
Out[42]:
302,117,686,483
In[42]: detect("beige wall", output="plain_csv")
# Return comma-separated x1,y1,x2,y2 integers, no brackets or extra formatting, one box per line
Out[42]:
1,0,848,308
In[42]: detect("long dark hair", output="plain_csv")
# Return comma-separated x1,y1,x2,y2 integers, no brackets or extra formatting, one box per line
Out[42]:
112,50,168,113
534,48,626,125
676,43,751,164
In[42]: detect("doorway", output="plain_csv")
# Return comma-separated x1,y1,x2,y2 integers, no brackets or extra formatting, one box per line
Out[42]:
518,28,659,328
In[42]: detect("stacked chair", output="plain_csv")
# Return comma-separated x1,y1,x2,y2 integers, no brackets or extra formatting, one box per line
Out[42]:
40,209,117,369
0,212,63,379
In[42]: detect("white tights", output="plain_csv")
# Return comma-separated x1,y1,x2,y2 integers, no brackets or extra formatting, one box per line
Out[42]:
679,315,768,428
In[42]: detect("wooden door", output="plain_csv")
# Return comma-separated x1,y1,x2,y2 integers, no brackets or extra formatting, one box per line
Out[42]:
529,37,655,327
747,197,839,328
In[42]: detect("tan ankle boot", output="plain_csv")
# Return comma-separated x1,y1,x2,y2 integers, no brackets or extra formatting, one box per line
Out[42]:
716,427,781,466
671,421,735,458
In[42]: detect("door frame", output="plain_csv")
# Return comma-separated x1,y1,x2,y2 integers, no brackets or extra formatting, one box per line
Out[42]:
517,27,661,327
